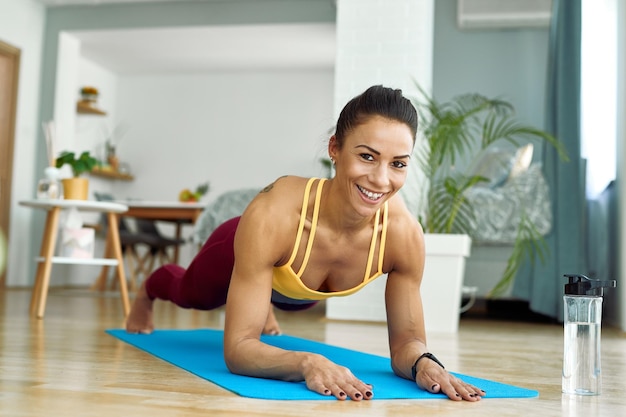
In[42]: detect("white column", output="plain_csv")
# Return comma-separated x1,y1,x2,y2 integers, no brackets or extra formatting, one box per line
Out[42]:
334,0,434,215
328,0,444,328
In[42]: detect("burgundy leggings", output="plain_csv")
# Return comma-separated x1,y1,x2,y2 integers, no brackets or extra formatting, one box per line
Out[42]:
144,216,317,311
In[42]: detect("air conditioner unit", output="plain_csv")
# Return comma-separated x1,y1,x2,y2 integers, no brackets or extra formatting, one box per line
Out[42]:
457,0,553,30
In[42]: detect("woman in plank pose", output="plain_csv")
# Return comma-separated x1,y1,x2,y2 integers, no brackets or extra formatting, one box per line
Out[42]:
126,85,484,402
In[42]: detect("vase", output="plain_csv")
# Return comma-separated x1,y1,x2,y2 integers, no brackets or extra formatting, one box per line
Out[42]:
107,155,120,171
81,93,98,102
62,178,89,200
36,167,62,199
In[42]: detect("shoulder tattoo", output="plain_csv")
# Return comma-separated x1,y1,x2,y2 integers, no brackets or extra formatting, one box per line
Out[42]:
261,176,288,193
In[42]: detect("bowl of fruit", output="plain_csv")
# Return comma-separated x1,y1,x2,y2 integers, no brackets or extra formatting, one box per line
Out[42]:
179,182,210,202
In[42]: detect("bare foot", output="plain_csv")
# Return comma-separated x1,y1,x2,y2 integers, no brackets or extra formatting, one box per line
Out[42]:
262,306,282,335
125,282,155,334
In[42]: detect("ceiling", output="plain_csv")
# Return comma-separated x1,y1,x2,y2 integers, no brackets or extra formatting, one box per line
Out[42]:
37,0,225,6
36,0,337,74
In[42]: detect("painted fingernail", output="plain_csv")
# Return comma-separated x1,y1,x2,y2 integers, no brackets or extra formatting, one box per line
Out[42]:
355,393,362,399
431,384,438,391
339,392,346,397
324,389,330,395
455,393,461,397
365,391,373,398
470,394,475,397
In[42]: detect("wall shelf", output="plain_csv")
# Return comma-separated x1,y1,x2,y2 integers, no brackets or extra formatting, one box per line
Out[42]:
90,166,134,181
76,100,107,115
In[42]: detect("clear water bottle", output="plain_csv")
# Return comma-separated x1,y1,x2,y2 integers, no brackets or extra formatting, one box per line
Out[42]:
562,274,616,395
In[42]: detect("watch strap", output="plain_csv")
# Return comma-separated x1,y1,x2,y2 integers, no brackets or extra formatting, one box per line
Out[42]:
411,352,445,380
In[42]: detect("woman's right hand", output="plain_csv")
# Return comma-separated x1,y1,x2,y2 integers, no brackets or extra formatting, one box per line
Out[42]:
302,353,374,401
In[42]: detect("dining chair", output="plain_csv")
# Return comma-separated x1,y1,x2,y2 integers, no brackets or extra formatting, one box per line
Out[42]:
133,218,187,271
93,192,160,291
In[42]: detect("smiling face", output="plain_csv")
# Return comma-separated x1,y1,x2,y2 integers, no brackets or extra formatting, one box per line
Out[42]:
329,115,414,217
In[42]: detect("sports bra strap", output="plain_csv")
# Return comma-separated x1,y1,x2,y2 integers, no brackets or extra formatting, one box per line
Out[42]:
286,177,385,281
296,178,325,277
363,207,381,280
378,202,388,274
286,178,326,275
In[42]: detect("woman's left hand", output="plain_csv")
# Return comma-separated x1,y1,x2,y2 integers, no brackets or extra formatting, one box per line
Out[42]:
415,361,486,401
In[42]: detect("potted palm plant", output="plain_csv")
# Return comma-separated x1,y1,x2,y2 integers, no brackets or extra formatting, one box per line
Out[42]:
413,87,569,304
55,151,99,200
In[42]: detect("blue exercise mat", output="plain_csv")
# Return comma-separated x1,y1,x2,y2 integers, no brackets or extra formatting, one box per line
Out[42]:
106,328,538,400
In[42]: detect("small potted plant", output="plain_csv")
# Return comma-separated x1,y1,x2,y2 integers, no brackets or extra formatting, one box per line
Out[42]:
55,151,100,200
80,86,99,102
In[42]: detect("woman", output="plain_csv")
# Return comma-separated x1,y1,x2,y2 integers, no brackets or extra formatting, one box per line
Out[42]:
126,85,485,402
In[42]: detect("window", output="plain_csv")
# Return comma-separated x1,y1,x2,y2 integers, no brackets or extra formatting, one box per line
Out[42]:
581,0,617,198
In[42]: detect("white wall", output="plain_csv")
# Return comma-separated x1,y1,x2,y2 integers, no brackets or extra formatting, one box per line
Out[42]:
108,70,334,268
56,33,120,167
59,66,334,283
4,1,334,287
44,50,333,285
75,58,119,165
110,70,334,202
46,45,121,287
0,0,46,286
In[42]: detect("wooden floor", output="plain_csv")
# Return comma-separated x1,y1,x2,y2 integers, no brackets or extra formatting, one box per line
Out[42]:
1,287,625,417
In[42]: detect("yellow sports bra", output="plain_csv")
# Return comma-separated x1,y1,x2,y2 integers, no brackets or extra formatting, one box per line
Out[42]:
272,177,388,301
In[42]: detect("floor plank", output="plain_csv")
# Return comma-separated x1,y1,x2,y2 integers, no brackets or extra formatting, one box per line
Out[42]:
0,287,624,416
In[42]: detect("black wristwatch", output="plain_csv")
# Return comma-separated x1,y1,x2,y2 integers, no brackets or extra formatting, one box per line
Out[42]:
411,352,445,380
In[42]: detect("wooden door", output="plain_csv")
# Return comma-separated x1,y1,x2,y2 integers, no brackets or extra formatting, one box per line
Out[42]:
0,40,20,286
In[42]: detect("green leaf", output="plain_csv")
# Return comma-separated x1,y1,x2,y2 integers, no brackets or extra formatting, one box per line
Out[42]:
54,150,99,177
487,213,549,298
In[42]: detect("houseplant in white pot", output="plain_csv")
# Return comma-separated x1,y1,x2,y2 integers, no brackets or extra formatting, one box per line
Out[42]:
55,151,99,200
327,88,567,333
414,88,568,329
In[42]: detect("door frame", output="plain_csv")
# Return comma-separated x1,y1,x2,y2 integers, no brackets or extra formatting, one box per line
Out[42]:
0,40,21,287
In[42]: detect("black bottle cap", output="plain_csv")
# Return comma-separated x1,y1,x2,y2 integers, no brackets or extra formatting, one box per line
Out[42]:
564,274,616,296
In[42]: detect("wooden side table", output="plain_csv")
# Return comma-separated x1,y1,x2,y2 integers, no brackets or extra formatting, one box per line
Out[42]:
19,199,130,319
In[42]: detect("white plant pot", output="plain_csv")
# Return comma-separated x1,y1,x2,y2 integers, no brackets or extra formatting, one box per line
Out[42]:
326,233,472,334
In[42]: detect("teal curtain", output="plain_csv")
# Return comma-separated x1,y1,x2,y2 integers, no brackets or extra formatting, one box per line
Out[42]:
512,0,586,321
